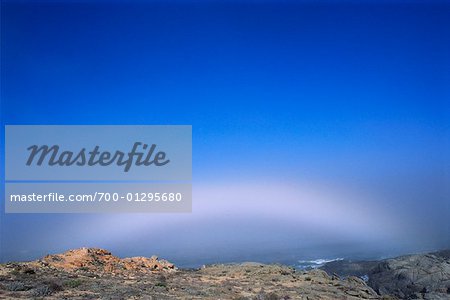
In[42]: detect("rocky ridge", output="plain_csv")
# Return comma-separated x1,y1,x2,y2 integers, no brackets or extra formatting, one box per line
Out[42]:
321,250,450,300
0,247,382,299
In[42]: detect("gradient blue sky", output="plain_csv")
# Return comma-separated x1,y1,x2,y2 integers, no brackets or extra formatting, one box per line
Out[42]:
1,0,449,266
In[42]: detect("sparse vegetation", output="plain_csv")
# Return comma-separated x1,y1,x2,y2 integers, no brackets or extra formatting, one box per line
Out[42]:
6,281,29,291
64,278,83,288
32,285,53,297
154,281,167,287
32,281,63,297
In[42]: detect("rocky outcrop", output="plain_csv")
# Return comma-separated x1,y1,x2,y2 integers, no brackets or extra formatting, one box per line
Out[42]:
35,247,175,275
321,259,379,278
368,251,450,299
321,250,450,300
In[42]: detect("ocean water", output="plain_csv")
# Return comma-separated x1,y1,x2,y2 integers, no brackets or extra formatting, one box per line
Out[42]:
296,258,344,270
156,245,389,269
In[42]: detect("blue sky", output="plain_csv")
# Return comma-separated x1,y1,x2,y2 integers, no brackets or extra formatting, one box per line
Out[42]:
1,0,449,265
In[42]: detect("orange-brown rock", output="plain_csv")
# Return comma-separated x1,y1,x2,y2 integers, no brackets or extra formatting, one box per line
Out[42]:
34,247,175,275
